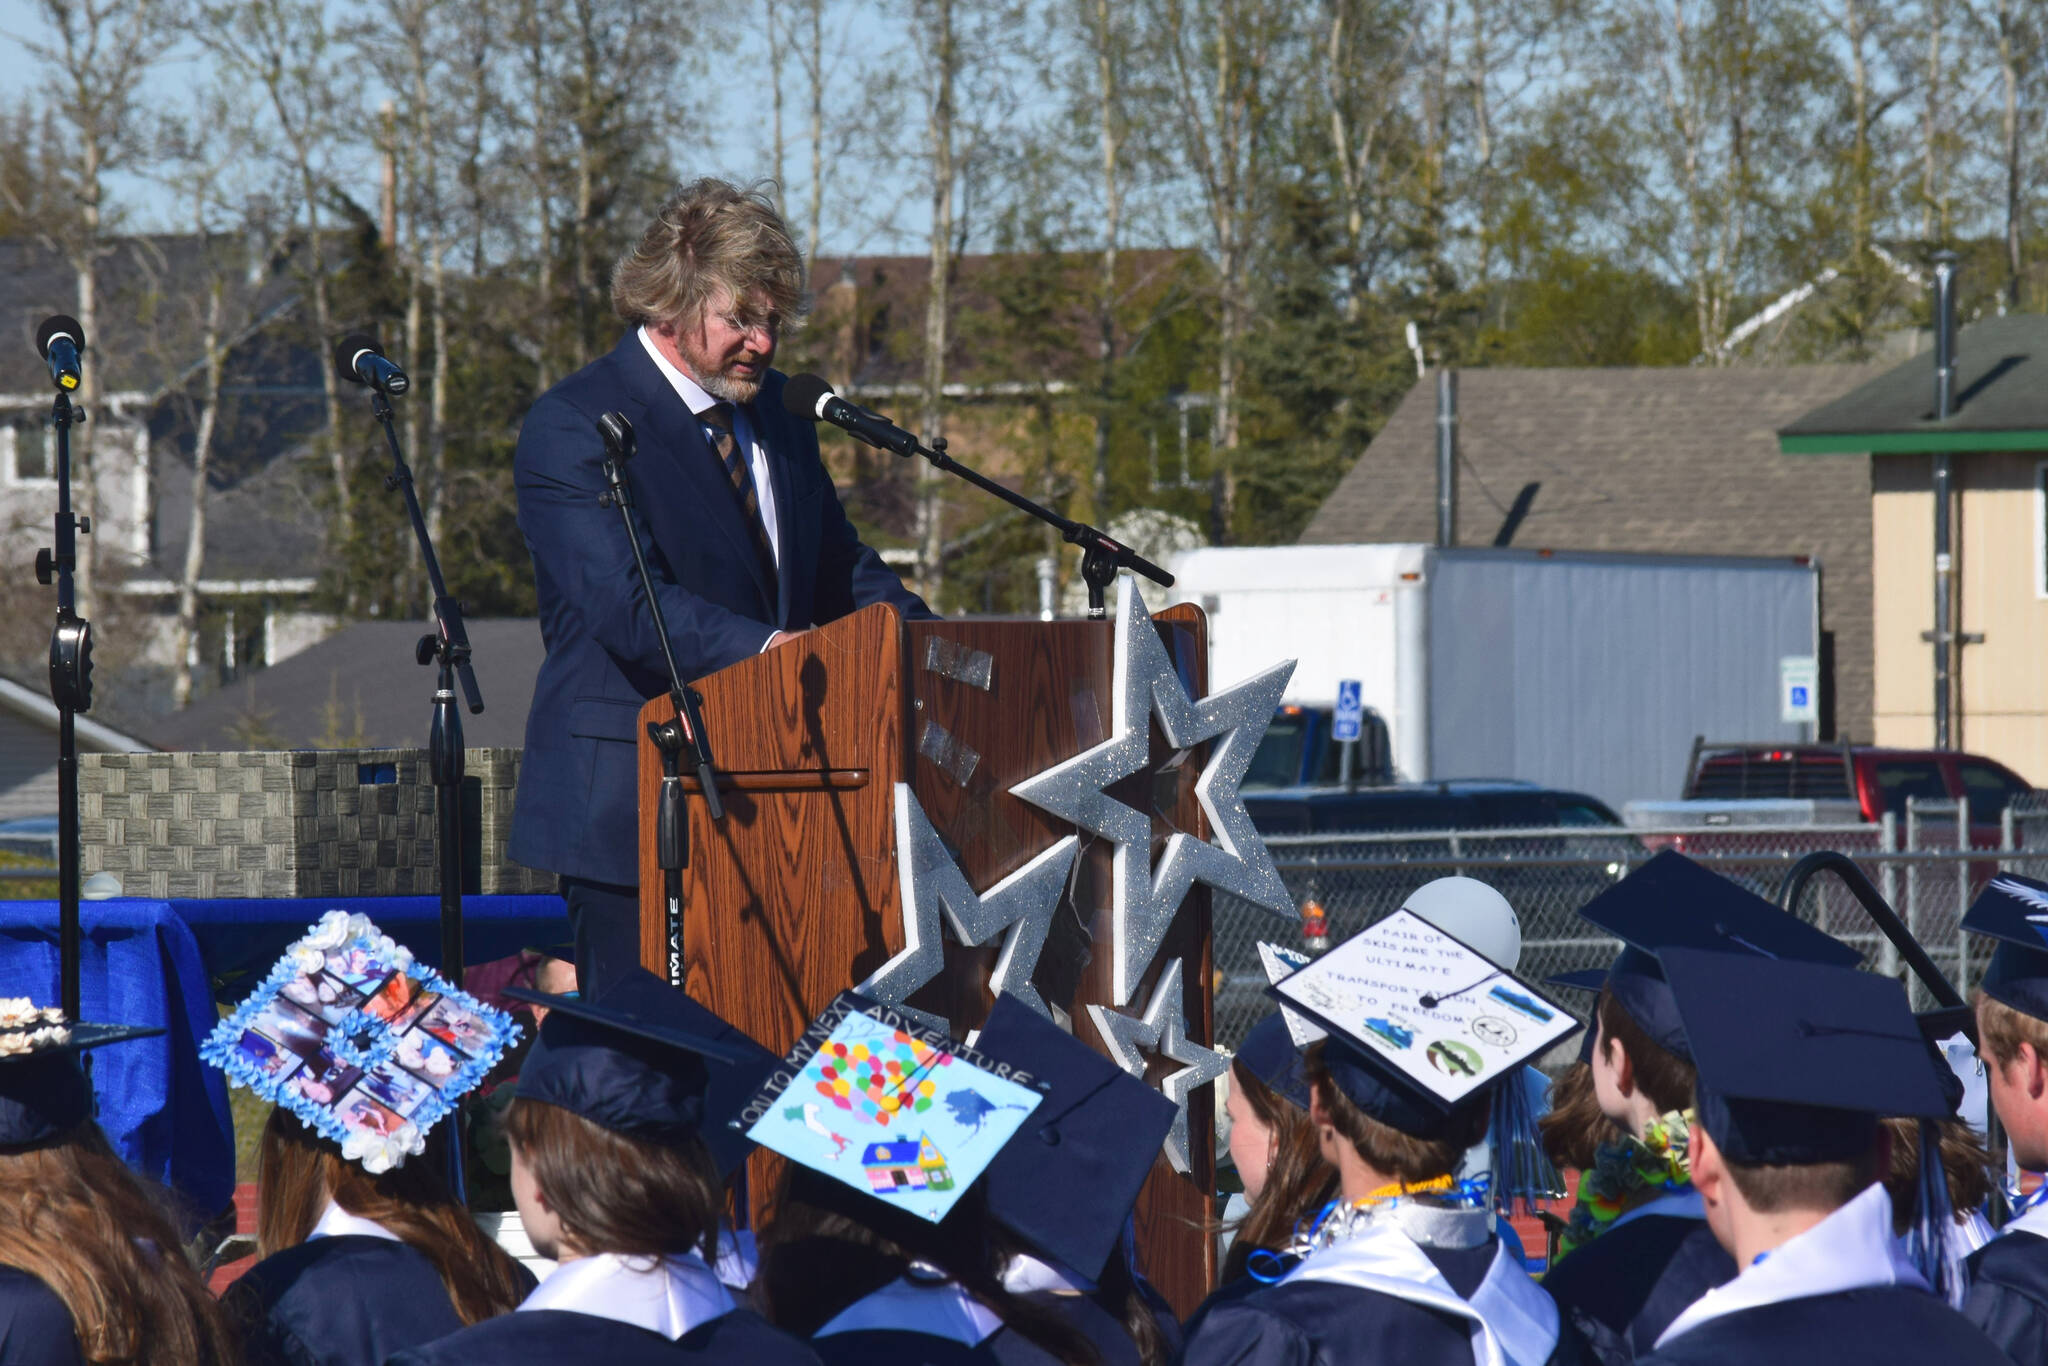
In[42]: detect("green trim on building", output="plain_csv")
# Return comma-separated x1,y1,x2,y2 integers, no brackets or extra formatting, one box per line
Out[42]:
1779,429,2048,455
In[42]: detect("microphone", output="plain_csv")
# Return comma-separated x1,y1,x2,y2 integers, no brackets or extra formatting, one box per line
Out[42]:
36,315,83,392
782,373,919,456
333,334,411,395
598,411,636,463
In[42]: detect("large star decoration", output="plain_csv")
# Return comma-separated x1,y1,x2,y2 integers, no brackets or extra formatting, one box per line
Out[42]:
1087,959,1229,1173
1012,574,1296,1006
856,783,1079,1033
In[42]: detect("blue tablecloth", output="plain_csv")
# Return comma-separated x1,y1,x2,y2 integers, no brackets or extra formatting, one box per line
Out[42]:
0,893,570,1221
0,899,235,1219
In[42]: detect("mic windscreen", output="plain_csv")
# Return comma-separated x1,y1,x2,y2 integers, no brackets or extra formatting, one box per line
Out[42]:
36,314,84,359
782,372,835,422
333,333,380,383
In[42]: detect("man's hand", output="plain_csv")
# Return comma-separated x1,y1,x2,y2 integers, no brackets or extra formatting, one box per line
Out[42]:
765,628,811,649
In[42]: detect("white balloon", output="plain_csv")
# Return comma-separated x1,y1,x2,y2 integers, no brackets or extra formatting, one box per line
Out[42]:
1403,876,1523,969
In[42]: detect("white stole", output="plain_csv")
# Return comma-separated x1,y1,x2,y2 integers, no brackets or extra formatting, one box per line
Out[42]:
814,1266,1005,1347
309,1201,402,1243
1281,1205,1560,1366
1655,1184,1925,1349
1606,1186,1705,1235
1001,1253,1096,1296
518,1251,735,1340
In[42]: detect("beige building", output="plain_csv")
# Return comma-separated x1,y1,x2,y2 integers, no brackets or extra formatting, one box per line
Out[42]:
1780,315,2048,784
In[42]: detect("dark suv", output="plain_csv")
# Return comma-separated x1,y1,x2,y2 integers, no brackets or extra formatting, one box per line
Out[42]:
1243,780,1622,835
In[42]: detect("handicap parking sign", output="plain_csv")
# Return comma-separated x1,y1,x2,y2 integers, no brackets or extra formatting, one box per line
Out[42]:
1334,679,1364,742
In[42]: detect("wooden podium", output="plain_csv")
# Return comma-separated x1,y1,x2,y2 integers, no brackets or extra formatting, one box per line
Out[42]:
635,602,1217,1312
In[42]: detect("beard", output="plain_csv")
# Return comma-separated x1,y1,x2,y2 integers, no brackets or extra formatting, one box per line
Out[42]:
697,365,764,404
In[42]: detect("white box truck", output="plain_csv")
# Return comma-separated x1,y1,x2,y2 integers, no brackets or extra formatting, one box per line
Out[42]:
1165,543,1819,812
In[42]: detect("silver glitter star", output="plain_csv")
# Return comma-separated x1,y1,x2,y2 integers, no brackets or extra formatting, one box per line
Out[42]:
1013,575,1296,1005
856,783,1079,1032
1086,959,1228,1173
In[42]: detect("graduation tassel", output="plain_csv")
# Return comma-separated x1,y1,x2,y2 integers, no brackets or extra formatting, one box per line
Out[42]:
1487,1069,1566,1219
1909,1118,1958,1307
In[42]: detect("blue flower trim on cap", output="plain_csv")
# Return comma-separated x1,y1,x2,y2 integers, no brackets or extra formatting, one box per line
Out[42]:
201,910,520,1172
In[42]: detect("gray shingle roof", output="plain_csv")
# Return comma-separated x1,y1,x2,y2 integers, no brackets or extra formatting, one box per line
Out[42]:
144,618,545,752
1301,364,1886,740
1779,314,2048,448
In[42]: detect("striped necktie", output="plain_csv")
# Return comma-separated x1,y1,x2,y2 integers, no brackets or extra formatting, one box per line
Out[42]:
699,401,778,596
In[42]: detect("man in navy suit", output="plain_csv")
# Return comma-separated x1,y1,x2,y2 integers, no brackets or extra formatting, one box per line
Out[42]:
508,178,933,991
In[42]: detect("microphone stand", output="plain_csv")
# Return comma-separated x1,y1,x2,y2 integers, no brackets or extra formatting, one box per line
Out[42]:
364,388,483,997
364,384,481,1203
596,412,723,989
896,433,1172,618
32,386,91,1022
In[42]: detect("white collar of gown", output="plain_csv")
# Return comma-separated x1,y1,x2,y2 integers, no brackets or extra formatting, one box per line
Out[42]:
519,1251,735,1339
1655,1184,1925,1349
815,1264,1005,1347
310,1200,402,1242
1280,1203,1560,1366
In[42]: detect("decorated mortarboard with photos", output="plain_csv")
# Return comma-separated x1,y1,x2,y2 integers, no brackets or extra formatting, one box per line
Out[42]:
1268,908,1579,1110
202,911,520,1172
737,991,1046,1225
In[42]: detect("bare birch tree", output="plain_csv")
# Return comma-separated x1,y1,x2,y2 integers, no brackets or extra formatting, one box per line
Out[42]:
9,0,172,620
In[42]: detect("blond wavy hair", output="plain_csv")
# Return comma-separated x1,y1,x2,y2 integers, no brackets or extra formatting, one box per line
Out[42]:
610,178,808,332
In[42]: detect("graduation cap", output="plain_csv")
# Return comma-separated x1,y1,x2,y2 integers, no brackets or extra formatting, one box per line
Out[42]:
1235,1013,1313,1111
1963,872,2048,1021
976,995,1176,1283
1268,908,1581,1143
1663,947,1951,1165
508,967,764,1152
739,991,1047,1227
1574,850,1863,1062
0,1006,163,1148
1543,968,1609,1064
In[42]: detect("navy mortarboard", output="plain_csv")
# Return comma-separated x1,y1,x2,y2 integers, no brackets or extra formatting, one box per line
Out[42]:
1575,850,1862,1061
1543,967,1608,1064
977,993,1176,1286
507,965,762,1144
1235,1013,1314,1111
1963,872,2048,1020
0,1003,162,1147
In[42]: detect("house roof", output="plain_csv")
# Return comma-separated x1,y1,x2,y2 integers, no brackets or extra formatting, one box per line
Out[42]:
1301,363,1887,738
125,442,330,589
144,618,546,752
0,232,303,401
1778,314,2048,453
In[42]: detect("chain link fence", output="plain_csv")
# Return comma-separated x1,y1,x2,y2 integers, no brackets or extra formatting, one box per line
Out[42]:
1214,794,2048,1059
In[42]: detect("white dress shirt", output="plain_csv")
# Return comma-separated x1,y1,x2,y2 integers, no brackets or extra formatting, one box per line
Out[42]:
636,326,782,571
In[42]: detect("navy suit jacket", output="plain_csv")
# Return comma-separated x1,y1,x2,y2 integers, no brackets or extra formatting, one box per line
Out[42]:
508,332,933,885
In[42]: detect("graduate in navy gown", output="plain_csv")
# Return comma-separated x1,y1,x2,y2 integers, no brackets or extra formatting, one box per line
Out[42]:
1538,854,1860,1365
388,968,821,1366
219,1110,536,1365
1177,924,1588,1366
1955,872,2048,1364
1185,1012,1335,1339
753,998,1119,1366
977,995,1180,1366
210,919,536,1366
0,1007,235,1366
1632,949,2007,1366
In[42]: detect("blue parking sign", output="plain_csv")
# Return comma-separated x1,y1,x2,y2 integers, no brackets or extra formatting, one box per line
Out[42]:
1334,679,1364,742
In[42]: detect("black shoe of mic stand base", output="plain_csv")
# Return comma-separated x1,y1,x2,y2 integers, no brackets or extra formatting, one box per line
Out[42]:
594,409,724,989
908,436,1174,620
34,389,92,1022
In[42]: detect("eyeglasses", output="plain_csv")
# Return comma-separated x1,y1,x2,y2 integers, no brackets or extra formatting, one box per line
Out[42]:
716,309,782,340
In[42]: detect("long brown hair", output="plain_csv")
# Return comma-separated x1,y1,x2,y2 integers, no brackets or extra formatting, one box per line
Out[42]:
757,1170,1101,1366
1539,1061,1627,1172
1220,1057,1337,1283
1881,1116,1994,1235
256,1108,529,1324
502,1097,723,1260
0,1123,235,1365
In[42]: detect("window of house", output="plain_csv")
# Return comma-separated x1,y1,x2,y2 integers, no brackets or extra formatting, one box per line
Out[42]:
4,420,54,484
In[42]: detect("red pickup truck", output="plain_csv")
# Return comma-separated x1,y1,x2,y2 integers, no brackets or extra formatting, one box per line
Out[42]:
1682,739,2035,845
